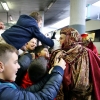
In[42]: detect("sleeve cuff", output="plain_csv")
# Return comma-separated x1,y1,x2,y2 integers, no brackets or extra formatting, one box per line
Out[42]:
51,66,64,76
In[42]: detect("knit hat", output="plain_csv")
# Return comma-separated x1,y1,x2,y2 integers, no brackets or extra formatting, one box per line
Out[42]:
28,57,48,82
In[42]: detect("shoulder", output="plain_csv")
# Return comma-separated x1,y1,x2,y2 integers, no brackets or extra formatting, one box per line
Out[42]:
0,82,35,100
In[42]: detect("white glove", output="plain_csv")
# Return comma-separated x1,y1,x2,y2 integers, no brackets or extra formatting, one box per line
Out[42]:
49,67,54,74
52,39,61,51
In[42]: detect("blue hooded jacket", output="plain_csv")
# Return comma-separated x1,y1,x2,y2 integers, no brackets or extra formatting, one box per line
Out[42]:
1,15,54,49
0,66,64,100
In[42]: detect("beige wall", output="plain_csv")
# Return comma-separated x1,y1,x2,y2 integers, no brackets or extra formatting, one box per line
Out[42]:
86,20,100,31
93,42,100,54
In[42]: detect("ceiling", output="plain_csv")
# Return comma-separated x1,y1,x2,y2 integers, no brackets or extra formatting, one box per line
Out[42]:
0,0,99,28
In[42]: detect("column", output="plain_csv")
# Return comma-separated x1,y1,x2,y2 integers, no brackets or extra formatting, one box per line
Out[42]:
70,0,86,34
39,11,44,33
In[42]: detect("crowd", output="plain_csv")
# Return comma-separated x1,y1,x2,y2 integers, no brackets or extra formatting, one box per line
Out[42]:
0,11,100,100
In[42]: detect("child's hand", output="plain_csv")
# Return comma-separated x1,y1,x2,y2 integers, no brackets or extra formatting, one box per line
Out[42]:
54,58,66,70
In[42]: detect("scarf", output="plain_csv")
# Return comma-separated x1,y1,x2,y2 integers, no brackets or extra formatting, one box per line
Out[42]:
50,44,90,91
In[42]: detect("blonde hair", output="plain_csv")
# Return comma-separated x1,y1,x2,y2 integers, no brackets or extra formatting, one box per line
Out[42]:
30,12,42,22
0,43,18,63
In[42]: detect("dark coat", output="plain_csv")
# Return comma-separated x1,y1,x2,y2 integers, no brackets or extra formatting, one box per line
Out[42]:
15,53,32,85
1,15,54,49
0,66,64,100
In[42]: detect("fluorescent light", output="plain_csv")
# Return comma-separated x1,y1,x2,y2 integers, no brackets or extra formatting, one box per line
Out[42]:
47,2,54,9
1,1,9,11
92,1,100,7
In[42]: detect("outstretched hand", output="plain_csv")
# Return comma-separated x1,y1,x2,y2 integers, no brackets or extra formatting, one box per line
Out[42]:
54,58,66,70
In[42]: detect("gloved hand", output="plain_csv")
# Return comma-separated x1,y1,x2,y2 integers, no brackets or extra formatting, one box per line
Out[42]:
52,39,61,51
51,32,56,39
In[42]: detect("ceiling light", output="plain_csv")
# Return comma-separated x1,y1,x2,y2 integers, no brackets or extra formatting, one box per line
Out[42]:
1,1,9,11
92,1,100,7
47,2,54,9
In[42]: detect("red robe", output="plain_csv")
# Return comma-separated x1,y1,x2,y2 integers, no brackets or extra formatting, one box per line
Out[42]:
87,41,98,55
63,48,100,100
88,48,100,100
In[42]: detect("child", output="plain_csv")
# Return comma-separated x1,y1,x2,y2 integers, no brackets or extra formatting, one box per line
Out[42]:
21,57,48,88
34,45,49,59
16,45,47,86
20,45,49,88
0,12,54,50
0,43,66,100
21,46,64,100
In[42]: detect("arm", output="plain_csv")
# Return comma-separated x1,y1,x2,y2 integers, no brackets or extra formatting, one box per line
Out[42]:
18,53,32,71
31,26,54,47
25,73,50,92
26,58,65,93
0,66,64,100
36,66,64,100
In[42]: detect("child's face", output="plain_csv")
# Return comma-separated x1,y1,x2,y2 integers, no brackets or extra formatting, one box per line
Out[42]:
38,20,42,29
1,52,20,81
38,48,49,58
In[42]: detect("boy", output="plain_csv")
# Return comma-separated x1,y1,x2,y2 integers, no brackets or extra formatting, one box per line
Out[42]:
20,45,49,88
21,46,64,100
34,45,49,58
16,40,38,85
0,12,54,50
0,43,66,100
21,57,48,88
